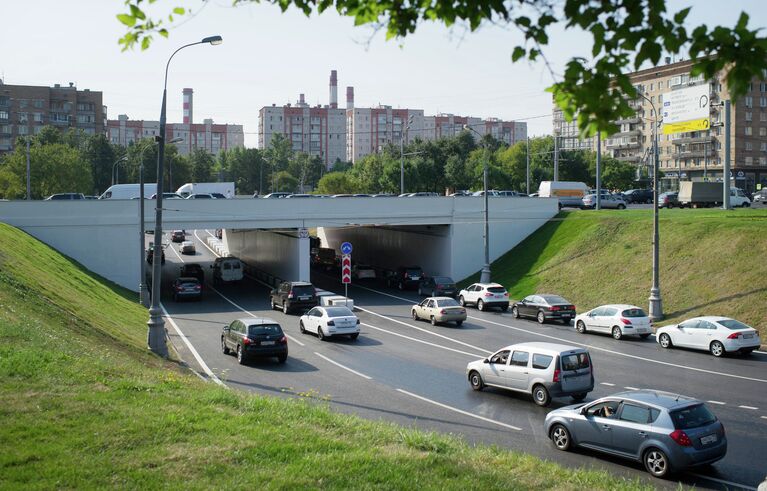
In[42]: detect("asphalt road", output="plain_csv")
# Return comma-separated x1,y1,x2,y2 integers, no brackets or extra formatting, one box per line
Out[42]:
152,229,767,490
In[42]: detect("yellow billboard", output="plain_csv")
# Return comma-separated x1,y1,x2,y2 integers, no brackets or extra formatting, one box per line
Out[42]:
663,117,710,135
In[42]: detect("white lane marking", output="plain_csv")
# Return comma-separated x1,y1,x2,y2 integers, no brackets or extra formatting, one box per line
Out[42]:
168,241,185,262
474,316,767,384
209,285,305,347
707,400,726,405
396,389,522,431
194,230,220,257
761,416,767,420
362,323,485,358
356,306,492,355
688,473,757,491
738,405,758,410
600,382,616,387
161,303,225,387
755,350,767,355
314,352,372,380
624,386,640,390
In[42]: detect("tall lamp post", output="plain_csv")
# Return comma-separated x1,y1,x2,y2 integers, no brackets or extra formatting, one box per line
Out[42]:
112,156,127,186
464,124,491,283
638,91,663,321
400,115,414,195
147,35,223,357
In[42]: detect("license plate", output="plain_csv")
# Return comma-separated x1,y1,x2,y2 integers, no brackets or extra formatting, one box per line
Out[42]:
299,296,310,300
410,276,419,280
261,341,275,346
700,434,717,445
562,315,571,319
743,333,753,339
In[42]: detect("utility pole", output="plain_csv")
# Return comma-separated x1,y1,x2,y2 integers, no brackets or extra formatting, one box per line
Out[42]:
525,137,530,195
596,132,602,210
25,137,31,200
723,100,731,209
553,133,559,181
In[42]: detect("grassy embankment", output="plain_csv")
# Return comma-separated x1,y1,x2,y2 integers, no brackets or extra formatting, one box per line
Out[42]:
463,208,767,328
0,222,652,489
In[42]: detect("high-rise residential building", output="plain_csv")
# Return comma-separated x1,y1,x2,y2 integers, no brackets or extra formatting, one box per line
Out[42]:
259,70,529,165
553,58,767,192
107,88,244,155
0,80,105,153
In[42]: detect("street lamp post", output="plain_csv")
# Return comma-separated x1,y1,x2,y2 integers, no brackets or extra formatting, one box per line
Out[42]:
400,115,414,195
112,156,127,186
464,124,491,283
147,35,222,357
638,91,663,321
25,136,31,200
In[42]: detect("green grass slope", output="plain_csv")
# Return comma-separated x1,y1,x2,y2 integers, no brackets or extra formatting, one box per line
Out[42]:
0,223,651,490
468,208,767,328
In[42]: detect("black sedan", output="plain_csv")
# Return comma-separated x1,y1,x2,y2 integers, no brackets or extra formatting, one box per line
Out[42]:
418,276,458,297
170,277,202,302
221,318,288,364
512,294,576,324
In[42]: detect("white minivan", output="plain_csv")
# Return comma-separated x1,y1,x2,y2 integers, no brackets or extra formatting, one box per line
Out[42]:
211,257,243,284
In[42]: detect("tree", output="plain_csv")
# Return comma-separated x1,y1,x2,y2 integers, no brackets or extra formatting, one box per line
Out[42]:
189,149,215,183
317,172,354,194
83,134,119,194
599,157,637,191
221,147,267,195
116,2,767,138
288,152,324,192
0,143,92,199
272,170,298,193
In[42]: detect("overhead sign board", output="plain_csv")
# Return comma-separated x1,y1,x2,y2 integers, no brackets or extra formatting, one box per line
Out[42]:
663,84,710,135
341,254,351,284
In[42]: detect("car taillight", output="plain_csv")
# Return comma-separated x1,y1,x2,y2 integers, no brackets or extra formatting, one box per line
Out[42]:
288,290,294,299
669,430,692,447
503,292,509,297
194,285,201,290
727,332,742,339
549,306,561,311
440,309,447,314
327,320,335,326
242,337,252,345
278,336,287,344
484,292,493,297
553,369,561,383
620,318,632,325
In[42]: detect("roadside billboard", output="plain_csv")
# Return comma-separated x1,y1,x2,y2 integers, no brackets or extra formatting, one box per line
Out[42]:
662,84,710,134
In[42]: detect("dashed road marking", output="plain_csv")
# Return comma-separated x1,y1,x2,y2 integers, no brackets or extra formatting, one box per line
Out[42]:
600,382,615,387
362,323,485,358
314,352,372,380
707,400,726,405
688,473,757,491
396,389,522,431
624,386,640,390
738,405,758,410
761,416,767,420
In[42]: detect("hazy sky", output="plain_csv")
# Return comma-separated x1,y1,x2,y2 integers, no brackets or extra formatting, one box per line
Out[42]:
1,1,764,147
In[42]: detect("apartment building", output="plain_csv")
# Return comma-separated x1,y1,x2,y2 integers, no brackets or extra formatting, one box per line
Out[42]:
0,80,105,153
107,89,244,156
553,58,767,192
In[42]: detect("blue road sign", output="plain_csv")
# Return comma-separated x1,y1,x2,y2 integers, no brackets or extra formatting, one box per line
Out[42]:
341,242,353,255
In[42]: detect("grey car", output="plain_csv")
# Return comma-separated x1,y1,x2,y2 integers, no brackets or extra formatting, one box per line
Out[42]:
581,193,627,209
544,390,727,478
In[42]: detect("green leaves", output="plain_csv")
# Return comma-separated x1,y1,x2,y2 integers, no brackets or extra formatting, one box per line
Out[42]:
116,14,136,27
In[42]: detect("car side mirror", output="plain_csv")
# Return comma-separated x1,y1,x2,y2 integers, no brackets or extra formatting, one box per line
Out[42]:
676,324,683,329
223,326,230,332
483,358,490,364
209,265,213,269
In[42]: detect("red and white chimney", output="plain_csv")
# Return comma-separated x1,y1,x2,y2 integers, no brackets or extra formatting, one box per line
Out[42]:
329,70,338,109
346,86,354,110
182,88,193,124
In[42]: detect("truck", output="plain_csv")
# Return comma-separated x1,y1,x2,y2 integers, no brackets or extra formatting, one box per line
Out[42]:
677,182,751,208
175,182,235,199
99,183,157,200
538,181,590,209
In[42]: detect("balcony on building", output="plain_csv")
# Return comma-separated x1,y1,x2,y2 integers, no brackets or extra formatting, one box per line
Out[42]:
615,117,641,125
615,154,642,163
672,135,714,145
605,137,641,150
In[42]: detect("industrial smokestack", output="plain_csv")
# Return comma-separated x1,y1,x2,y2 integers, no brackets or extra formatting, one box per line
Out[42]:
183,88,193,124
346,86,354,110
299,93,306,106
329,70,338,109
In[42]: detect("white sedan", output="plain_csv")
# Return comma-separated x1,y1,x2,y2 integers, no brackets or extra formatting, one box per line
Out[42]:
179,240,196,255
656,316,761,357
574,304,652,340
299,306,360,341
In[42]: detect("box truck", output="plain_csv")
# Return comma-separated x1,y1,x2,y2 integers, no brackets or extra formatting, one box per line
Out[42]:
677,182,751,208
99,183,157,199
538,181,590,208
176,182,235,198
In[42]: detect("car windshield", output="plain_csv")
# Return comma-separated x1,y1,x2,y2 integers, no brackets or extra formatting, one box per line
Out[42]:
406,269,422,276
433,277,454,284
436,299,460,307
622,308,647,318
670,404,717,430
541,295,568,304
292,285,315,296
325,307,354,317
487,287,506,293
561,352,590,371
248,324,283,336
717,319,752,330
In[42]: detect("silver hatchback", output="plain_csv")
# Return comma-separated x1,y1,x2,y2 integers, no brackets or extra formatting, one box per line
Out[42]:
544,390,727,478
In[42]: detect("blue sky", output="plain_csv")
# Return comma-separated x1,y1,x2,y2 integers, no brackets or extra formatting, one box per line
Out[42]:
1,1,764,147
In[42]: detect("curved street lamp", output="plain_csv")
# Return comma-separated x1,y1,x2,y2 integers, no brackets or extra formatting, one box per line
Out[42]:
112,156,127,186
147,35,223,356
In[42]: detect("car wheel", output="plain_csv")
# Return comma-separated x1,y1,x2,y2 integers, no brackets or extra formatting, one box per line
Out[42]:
571,393,587,402
455,320,463,327
236,345,247,365
659,333,672,348
550,424,571,451
282,302,289,315
458,296,466,307
411,309,419,321
532,384,551,407
349,333,359,341
612,326,623,340
468,370,484,391
431,290,437,297
430,316,437,326
270,298,276,310
277,354,287,364
537,311,546,324
617,204,626,209
221,337,230,355
398,281,404,290
417,287,423,296
477,300,485,311
644,448,671,478
576,321,587,334
318,328,327,341
512,306,520,318
640,333,651,339
710,340,725,357
299,320,306,334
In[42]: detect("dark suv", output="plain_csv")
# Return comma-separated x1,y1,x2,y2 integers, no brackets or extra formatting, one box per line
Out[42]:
269,281,318,314
418,276,457,297
623,189,653,204
179,263,205,284
387,266,425,290
221,318,288,364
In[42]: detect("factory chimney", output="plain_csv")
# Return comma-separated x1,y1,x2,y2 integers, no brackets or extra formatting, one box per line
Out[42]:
183,88,193,124
346,86,354,110
329,70,338,109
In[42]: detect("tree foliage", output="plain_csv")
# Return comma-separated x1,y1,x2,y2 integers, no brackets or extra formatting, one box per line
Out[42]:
117,1,767,137
0,143,93,199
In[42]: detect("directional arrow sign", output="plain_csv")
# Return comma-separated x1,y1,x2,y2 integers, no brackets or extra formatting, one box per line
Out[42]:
341,254,352,284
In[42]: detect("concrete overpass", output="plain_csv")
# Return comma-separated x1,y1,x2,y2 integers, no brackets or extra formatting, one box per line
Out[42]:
0,197,558,290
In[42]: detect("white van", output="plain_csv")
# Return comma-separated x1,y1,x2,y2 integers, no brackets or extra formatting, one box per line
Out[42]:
538,181,590,209
211,257,243,284
99,183,158,200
